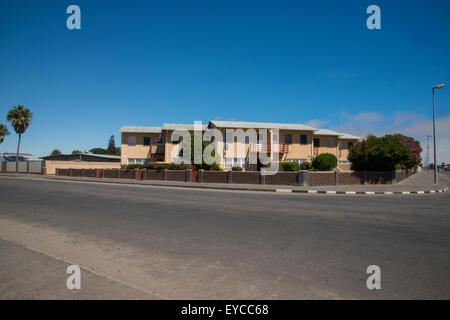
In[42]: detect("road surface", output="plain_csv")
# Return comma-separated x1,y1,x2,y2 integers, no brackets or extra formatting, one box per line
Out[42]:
1,173,449,299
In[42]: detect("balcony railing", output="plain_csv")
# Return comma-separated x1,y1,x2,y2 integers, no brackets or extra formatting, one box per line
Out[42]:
250,144,289,154
250,143,268,153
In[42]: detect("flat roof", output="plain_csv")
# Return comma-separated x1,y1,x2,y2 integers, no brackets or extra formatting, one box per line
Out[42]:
313,129,343,136
208,120,316,131
41,153,121,161
119,126,162,133
163,123,208,130
339,133,363,140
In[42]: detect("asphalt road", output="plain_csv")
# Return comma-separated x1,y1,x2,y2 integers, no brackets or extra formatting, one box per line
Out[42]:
1,173,449,299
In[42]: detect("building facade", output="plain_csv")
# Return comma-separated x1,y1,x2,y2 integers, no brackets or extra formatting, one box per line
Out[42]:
119,120,362,169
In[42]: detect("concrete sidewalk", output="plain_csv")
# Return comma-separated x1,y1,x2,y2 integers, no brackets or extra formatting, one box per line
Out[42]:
1,171,448,195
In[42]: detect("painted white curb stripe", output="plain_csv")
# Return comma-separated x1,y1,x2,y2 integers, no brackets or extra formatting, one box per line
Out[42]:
417,191,424,194
345,191,356,194
308,190,318,193
402,191,410,194
366,191,375,195
276,189,292,193
326,191,336,194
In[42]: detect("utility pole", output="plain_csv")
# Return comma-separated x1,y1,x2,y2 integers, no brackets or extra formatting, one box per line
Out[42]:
427,135,431,174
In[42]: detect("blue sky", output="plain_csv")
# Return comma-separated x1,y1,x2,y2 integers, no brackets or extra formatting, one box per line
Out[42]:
1,0,449,161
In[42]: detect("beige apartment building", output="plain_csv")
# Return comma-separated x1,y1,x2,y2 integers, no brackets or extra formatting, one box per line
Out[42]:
120,120,362,169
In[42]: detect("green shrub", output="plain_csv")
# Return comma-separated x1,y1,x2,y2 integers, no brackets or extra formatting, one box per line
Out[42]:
125,164,146,170
300,161,312,170
281,161,300,171
232,166,243,171
204,163,222,171
312,153,338,171
349,135,412,171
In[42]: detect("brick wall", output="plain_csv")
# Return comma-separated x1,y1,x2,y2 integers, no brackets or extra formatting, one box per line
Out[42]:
265,172,297,185
339,171,363,185
309,172,335,186
166,170,186,181
231,171,260,184
202,171,228,183
118,169,134,179
53,167,415,186
145,170,164,180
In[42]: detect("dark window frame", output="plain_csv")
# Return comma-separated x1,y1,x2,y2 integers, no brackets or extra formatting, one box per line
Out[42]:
300,134,308,145
143,136,151,146
313,138,320,147
284,134,292,144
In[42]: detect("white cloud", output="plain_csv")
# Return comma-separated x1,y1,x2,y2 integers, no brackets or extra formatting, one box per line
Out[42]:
304,119,329,128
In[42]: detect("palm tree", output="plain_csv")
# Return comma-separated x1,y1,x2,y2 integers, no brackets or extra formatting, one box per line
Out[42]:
7,105,32,171
0,123,10,144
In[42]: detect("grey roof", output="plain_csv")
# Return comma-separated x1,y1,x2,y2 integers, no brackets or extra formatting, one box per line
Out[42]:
338,133,363,140
314,128,363,140
208,120,316,131
163,123,208,130
313,129,342,136
119,126,162,133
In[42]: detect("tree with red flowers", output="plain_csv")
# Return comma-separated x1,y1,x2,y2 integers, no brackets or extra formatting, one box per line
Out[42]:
393,134,423,169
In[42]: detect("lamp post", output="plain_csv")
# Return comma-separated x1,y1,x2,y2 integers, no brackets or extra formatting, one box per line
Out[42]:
432,84,444,184
427,135,431,174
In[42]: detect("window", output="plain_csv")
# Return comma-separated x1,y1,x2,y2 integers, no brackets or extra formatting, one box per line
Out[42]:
326,138,333,148
128,158,146,165
313,138,320,147
348,142,354,149
127,136,136,146
245,136,250,144
284,134,292,144
143,137,151,146
300,134,308,145
338,141,343,150
157,135,163,144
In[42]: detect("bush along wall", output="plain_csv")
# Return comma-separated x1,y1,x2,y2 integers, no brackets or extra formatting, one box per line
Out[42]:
312,153,338,171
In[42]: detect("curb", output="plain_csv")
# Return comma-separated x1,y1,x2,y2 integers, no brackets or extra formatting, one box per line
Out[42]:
1,174,448,196
276,187,449,195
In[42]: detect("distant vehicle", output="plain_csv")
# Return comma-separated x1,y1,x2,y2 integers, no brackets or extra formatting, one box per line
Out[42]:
444,166,450,171
1,155,27,162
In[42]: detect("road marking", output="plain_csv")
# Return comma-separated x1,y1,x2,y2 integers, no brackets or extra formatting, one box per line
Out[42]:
402,191,410,194
366,191,375,195
276,189,292,193
417,191,424,194
308,190,318,193
345,191,356,194
326,191,336,194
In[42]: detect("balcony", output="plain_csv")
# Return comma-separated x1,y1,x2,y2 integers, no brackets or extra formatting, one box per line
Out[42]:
271,144,289,154
150,144,165,154
250,143,268,153
250,144,289,154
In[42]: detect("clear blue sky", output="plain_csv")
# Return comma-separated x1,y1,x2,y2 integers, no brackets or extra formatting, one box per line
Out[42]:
1,0,449,161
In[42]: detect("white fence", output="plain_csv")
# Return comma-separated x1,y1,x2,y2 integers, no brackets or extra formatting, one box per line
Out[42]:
3,161,44,174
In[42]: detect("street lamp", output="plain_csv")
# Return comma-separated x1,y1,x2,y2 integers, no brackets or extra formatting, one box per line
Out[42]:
432,84,444,184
